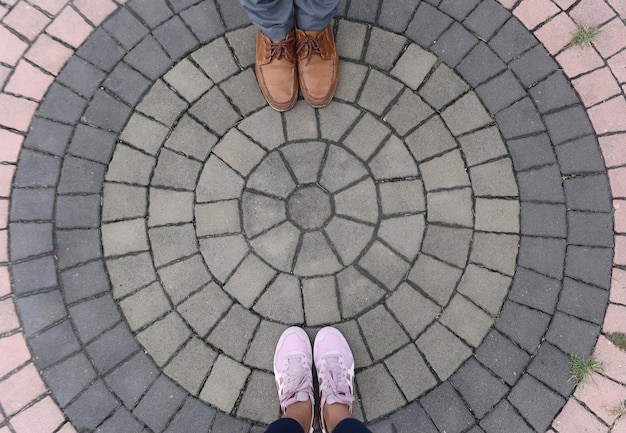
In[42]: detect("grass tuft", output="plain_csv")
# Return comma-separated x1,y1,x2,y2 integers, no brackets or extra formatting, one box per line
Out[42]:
607,332,626,352
571,24,600,48
569,354,603,386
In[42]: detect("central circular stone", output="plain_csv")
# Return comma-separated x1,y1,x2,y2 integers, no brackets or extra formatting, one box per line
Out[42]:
287,185,332,230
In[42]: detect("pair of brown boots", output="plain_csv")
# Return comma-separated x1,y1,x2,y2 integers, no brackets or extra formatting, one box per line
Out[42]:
255,24,338,111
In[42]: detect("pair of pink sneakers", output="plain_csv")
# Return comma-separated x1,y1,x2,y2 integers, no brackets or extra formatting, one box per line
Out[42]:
274,326,355,433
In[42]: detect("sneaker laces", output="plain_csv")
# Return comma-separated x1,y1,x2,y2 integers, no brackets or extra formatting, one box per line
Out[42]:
265,34,296,62
280,352,313,407
318,353,354,407
296,33,325,66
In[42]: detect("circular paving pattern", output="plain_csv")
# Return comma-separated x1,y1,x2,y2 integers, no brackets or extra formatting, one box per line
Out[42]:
8,2,615,432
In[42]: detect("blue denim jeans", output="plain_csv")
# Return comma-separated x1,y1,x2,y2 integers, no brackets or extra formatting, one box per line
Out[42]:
239,0,340,40
264,417,372,433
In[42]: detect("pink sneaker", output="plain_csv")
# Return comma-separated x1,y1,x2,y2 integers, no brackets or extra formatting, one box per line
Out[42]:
273,327,314,433
313,327,355,433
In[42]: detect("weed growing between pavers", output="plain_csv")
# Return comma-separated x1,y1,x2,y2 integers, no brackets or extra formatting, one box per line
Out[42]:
571,23,600,48
609,400,626,420
607,332,626,352
568,354,604,386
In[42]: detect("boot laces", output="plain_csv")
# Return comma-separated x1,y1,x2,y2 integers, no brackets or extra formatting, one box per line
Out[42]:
280,353,312,405
266,35,296,62
319,354,353,406
297,33,325,66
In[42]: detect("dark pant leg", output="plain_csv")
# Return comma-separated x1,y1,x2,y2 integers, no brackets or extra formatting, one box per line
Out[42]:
239,0,295,40
264,417,305,433
293,0,340,30
332,418,373,433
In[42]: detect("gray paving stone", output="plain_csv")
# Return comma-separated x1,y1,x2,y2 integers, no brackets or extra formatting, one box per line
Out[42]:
163,397,216,433
102,7,150,50
451,358,508,418
199,234,249,283
475,329,529,385
421,225,472,268
408,254,462,306
14,149,61,187
520,202,567,238
197,155,245,202
60,260,110,304
37,83,87,125
24,117,72,156
527,342,575,397
148,189,194,227
16,290,66,337
180,1,225,44
285,102,319,141
154,15,199,61
106,144,156,185
254,273,303,323
334,178,379,224
346,0,379,22
104,351,159,408
480,400,534,433
432,22,479,67
9,188,53,221
489,17,537,62
359,69,404,115
383,90,433,137
343,113,390,161
102,183,146,223
544,105,594,145
465,0,511,40
555,135,606,175
427,188,473,227
509,266,560,314
103,61,152,106
165,114,217,161
302,276,341,325
55,228,102,269
530,71,580,114
421,382,475,433
43,352,96,408
127,0,173,28
57,156,106,194
82,90,131,132
248,151,296,198
224,253,275,307
517,235,565,279
225,25,256,68
243,319,286,370
474,198,520,233
280,142,325,184
441,92,493,136
509,44,558,87
565,245,613,290
563,174,612,212
475,70,527,114
9,222,53,261
388,45,435,92
11,256,57,295
336,266,385,319
568,211,614,247
28,319,81,369
77,27,126,71
335,20,367,61
85,322,140,374
237,370,278,425
250,222,299,273
57,55,105,99
191,37,239,83
357,363,407,421
70,294,122,343
359,305,410,359
439,0,480,19
506,133,556,171
385,344,437,400
496,301,550,353
456,43,507,89
120,113,170,155
406,2,452,47
318,101,361,141
333,319,373,368
206,304,259,361
377,0,418,32
420,64,471,111
196,199,241,237
517,165,565,203
242,192,285,238
238,107,285,150
546,310,601,357
164,58,213,103
159,253,211,304
215,0,250,28
440,294,493,347
164,337,217,395
457,264,511,315
95,407,144,433
137,312,191,366
177,281,231,336
68,124,116,164
133,375,187,433
369,135,418,180
334,60,368,103
359,241,410,291
386,283,440,338
106,252,157,299
149,223,198,267
102,218,149,257
417,323,472,380
55,194,101,229
200,354,250,412
378,214,424,260
326,217,374,264
369,418,396,433
213,129,266,177
495,97,545,140
294,231,343,276
137,80,189,126
220,69,266,116
378,179,424,215
119,282,171,331
65,380,118,432
405,117,457,164
509,374,565,432
420,149,470,191
211,411,251,433
365,27,407,71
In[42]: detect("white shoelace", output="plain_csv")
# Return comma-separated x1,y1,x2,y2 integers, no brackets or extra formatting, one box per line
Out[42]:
318,353,354,406
280,353,313,406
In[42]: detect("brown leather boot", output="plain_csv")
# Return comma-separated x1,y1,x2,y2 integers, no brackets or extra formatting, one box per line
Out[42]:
255,29,298,112
296,24,339,108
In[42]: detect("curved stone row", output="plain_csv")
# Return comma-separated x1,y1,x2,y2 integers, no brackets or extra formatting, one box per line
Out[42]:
8,0,613,432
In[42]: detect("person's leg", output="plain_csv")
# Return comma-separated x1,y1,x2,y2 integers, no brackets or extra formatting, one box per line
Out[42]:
264,417,304,433
331,418,373,433
239,0,295,41
293,0,340,31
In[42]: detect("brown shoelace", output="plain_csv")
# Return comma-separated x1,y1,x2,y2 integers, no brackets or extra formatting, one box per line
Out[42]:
296,33,326,66
265,34,296,62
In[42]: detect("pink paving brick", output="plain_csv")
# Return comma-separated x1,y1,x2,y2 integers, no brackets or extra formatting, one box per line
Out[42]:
0,266,10,297
609,168,626,199
614,418,626,433
24,34,73,75
56,423,78,433
552,0,577,9
616,236,626,266
0,94,37,132
0,130,23,164
588,96,626,134
534,12,579,55
608,0,626,17
0,5,7,20
0,230,7,263
514,0,561,30
0,364,47,416
599,134,626,168
0,333,31,377
0,25,29,66
0,298,19,334
46,5,94,48
611,268,626,305
3,2,50,41
73,0,118,26
575,373,626,424
556,45,605,77
603,303,626,333
0,427,9,433
0,165,15,197
572,66,621,107
0,199,8,230
0,65,10,89
594,18,626,57
616,200,626,233
594,335,626,384
10,396,65,433
551,398,608,433
570,0,616,26
27,0,67,15
608,50,626,84
4,60,55,101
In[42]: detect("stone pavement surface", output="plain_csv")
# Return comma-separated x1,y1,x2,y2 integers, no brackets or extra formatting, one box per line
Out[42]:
0,0,625,432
